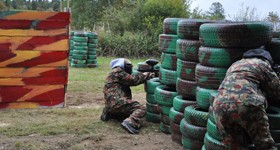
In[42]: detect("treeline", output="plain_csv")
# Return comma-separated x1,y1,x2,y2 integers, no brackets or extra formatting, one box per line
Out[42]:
0,0,61,11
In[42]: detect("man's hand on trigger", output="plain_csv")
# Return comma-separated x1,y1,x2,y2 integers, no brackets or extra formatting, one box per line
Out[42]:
143,72,155,80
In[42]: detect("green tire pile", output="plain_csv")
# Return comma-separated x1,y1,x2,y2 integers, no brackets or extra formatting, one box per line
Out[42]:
69,31,98,68
198,22,276,149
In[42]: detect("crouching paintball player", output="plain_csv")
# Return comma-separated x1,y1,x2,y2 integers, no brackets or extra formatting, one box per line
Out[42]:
100,58,154,134
213,48,280,149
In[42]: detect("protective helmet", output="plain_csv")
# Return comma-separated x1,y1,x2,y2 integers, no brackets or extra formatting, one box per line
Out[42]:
243,48,274,66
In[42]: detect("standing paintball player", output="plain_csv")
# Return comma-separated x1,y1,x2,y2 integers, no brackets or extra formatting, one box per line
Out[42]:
213,48,280,149
100,58,154,134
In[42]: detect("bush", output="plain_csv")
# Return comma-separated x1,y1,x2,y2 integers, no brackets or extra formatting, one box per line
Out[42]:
98,31,160,58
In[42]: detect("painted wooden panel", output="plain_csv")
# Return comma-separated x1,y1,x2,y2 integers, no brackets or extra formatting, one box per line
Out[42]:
0,11,69,21
0,28,68,36
0,85,65,102
0,19,70,30
0,67,67,77
0,77,67,86
0,35,69,51
0,101,64,109
0,51,68,67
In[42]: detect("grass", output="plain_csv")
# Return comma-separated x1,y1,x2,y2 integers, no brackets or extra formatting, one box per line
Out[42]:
0,56,157,138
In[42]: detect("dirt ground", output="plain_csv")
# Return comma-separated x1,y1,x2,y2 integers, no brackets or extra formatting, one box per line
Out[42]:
64,92,183,150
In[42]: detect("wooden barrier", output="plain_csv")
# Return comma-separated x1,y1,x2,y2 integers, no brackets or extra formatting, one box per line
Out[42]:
0,11,70,109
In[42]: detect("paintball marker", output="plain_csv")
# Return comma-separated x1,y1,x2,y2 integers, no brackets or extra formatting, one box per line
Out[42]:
137,59,160,77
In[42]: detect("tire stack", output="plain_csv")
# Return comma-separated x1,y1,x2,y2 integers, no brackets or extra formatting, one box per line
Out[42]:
71,31,88,68
156,18,180,135
69,31,74,62
86,32,98,68
176,19,215,149
198,22,273,149
145,77,161,123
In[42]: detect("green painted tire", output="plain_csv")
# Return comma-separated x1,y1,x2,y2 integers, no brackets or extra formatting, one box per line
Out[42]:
267,106,280,130
184,105,208,127
171,133,182,145
71,59,86,64
159,105,171,116
70,31,74,36
200,22,273,48
88,50,97,55
154,85,177,106
160,122,171,134
146,102,159,114
207,119,223,141
195,64,227,89
176,39,200,62
159,34,179,53
73,41,88,46
177,19,215,40
88,38,98,44
177,58,197,81
204,132,226,150
159,67,177,86
73,50,88,55
145,77,161,94
74,31,88,37
74,46,88,51
146,93,157,104
88,54,96,59
163,18,182,34
70,63,87,68
146,112,160,123
180,118,207,141
88,43,98,48
196,86,217,111
73,36,88,42
198,46,246,67
72,54,87,60
176,78,197,99
160,52,177,70
160,114,171,125
170,121,181,135
169,107,184,124
265,38,280,63
182,135,204,150
87,32,98,38
173,95,197,112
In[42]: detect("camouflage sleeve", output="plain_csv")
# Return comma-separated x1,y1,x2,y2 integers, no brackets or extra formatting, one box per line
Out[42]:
259,60,280,101
115,69,147,86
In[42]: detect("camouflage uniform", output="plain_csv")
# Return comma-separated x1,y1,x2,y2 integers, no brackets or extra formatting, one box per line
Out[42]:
213,58,280,150
103,67,147,128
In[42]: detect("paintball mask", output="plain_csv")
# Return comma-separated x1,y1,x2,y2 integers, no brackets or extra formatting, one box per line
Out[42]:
124,59,133,74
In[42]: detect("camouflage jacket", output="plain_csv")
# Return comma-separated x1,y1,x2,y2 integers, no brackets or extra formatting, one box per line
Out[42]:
214,58,280,108
103,67,147,104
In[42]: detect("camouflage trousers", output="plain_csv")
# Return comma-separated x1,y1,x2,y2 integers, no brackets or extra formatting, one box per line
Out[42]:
106,97,146,128
213,103,276,150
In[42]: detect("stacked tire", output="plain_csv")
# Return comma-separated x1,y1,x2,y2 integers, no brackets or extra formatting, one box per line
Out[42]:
69,31,74,61
70,31,98,68
198,22,273,149
177,19,214,149
156,18,180,136
145,78,161,123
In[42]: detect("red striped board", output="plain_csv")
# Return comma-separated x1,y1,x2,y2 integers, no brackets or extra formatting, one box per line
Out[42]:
0,11,69,21
0,101,65,109
0,85,65,102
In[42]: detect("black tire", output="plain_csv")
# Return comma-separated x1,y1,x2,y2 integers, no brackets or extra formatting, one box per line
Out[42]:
195,64,227,89
146,102,159,114
177,58,197,81
176,39,200,62
196,86,217,111
160,114,171,125
184,105,208,127
270,130,280,143
154,85,177,107
169,107,184,124
200,22,273,48
173,95,197,112
267,106,280,130
198,46,247,67
161,52,177,70
145,77,161,94
180,118,207,141
159,34,179,53
176,78,197,99
159,67,177,86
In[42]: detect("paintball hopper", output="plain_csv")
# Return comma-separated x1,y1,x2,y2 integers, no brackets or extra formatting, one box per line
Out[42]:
146,59,159,67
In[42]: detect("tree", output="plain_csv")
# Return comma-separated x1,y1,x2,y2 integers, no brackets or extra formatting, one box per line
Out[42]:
0,1,7,10
206,2,225,20
266,12,280,31
231,3,261,21
191,6,206,19
4,0,11,10
51,0,60,11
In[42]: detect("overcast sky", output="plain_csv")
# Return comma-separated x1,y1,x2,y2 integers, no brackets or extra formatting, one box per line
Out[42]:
190,0,280,20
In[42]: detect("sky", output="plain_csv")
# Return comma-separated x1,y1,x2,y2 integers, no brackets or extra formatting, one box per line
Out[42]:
190,0,280,20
